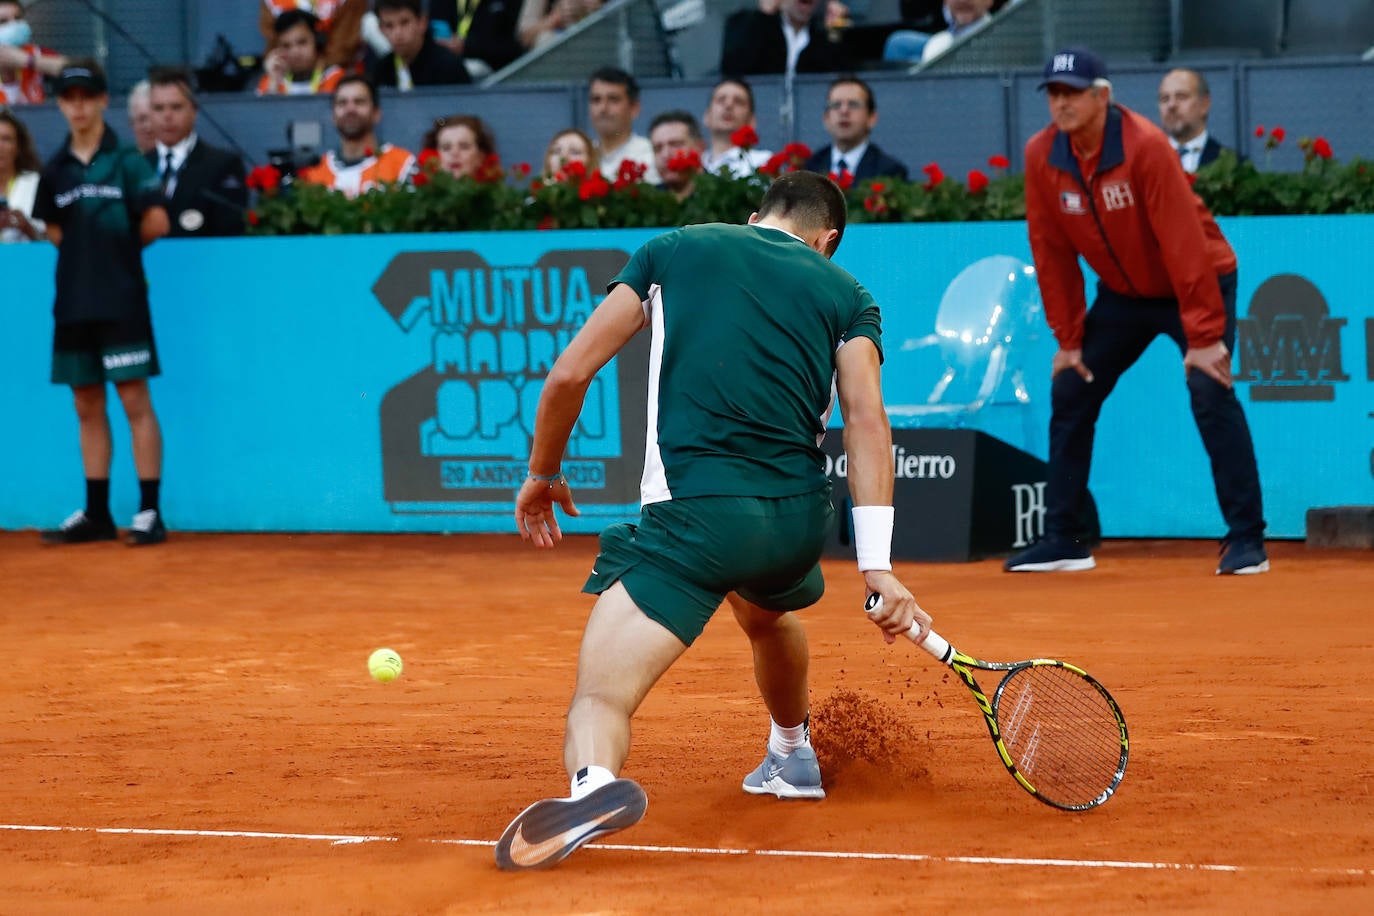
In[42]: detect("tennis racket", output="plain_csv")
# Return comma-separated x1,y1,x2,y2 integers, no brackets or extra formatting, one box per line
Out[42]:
865,594,1128,811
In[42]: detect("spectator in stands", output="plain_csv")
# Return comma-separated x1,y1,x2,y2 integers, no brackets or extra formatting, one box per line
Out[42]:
147,69,248,238
1158,68,1229,174
428,0,524,77
260,0,366,70
126,80,157,154
588,67,658,183
649,110,705,202
0,0,67,105
34,61,171,547
720,0,848,79
0,108,44,242
701,78,772,178
883,0,993,65
802,76,909,181
421,113,497,179
258,9,346,95
373,0,472,88
298,75,417,195
542,127,598,178
518,0,602,52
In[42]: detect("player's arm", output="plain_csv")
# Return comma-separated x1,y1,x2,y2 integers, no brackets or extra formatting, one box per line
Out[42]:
515,282,648,547
834,336,931,643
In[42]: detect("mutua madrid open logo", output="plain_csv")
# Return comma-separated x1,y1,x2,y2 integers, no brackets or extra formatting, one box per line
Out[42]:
371,249,648,514
1238,273,1349,401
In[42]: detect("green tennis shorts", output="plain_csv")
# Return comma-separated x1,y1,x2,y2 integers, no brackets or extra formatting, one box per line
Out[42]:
52,318,160,387
583,489,836,646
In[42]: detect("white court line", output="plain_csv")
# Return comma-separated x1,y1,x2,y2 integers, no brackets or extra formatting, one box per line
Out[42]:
2,824,1371,877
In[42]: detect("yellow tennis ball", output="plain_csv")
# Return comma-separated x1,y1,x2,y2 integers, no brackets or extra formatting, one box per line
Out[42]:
368,648,403,683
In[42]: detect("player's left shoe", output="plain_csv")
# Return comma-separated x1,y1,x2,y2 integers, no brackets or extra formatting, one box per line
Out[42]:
494,778,647,871
742,745,825,799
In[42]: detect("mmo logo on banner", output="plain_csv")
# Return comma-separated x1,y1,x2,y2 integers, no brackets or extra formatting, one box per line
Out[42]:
372,248,647,514
1238,274,1349,401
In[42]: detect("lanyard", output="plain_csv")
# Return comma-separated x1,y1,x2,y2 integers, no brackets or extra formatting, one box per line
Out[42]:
394,54,413,90
285,67,326,93
456,0,479,38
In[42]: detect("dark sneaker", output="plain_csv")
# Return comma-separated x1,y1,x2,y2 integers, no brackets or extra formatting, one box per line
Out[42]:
40,510,117,545
126,509,167,547
1003,538,1095,572
1216,538,1268,575
742,745,825,799
494,778,647,871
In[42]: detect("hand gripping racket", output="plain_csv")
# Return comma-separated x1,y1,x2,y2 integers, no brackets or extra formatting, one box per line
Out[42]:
866,594,1128,811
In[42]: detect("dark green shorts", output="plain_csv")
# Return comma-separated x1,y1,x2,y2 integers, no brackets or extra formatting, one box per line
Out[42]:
583,489,836,646
52,318,161,387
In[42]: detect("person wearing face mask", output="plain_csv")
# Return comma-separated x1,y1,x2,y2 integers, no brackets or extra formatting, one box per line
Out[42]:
0,0,67,105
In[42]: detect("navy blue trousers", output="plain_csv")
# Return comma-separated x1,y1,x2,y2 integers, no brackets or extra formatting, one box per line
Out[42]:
1046,271,1266,542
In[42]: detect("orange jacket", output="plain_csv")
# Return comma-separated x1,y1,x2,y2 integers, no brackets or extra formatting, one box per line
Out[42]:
1024,104,1236,350
0,45,50,104
255,64,345,96
297,145,416,197
260,0,365,69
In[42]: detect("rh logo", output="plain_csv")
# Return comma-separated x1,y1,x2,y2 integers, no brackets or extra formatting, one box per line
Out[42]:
1011,482,1047,549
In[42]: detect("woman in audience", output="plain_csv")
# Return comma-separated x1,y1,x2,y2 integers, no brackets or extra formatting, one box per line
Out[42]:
422,114,498,179
542,127,598,179
0,109,43,242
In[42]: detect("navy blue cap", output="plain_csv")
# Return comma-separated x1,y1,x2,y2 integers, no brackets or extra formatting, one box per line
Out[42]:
53,64,108,96
1037,48,1108,90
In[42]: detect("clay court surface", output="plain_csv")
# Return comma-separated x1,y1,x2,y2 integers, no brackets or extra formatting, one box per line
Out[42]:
1,532,1371,913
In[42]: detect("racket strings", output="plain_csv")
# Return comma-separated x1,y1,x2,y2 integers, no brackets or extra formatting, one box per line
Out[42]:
995,665,1124,808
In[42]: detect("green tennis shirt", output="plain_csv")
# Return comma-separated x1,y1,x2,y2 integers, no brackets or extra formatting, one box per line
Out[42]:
33,125,163,325
610,222,883,503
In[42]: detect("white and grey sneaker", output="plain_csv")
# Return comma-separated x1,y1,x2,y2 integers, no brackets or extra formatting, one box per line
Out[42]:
742,746,825,800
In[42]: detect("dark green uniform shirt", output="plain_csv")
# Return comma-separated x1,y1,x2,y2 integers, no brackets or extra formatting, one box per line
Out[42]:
33,125,163,325
611,222,883,502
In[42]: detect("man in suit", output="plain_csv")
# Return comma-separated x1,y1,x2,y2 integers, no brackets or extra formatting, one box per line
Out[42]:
720,0,848,78
147,69,247,237
1158,68,1229,174
803,77,909,182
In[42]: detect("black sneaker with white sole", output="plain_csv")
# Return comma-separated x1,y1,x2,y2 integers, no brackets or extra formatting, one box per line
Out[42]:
126,509,167,546
40,510,117,545
1003,537,1095,572
1216,538,1268,575
495,778,648,871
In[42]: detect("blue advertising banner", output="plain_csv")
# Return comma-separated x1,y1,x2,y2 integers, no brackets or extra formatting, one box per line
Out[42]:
1,217,1370,539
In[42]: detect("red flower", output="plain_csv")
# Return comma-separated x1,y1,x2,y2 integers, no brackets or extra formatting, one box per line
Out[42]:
922,161,946,190
1186,172,1198,186
730,125,759,150
512,161,532,178
827,169,854,190
1313,137,1333,159
665,149,702,173
245,164,282,192
617,158,647,184
246,209,260,226
870,182,885,193
1270,127,1286,144
1254,125,1265,138
530,179,545,192
363,147,375,158
537,215,556,230
988,154,1011,170
417,148,440,168
863,195,887,214
474,153,504,184
578,172,610,200
966,169,989,194
564,160,587,180
412,171,430,187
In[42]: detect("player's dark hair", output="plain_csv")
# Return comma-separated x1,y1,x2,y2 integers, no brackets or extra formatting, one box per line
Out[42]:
829,75,875,112
588,66,639,103
711,77,756,115
757,171,847,255
649,109,701,140
334,74,380,108
376,0,424,15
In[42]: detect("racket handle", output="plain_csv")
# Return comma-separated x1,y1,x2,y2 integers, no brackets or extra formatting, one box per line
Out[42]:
865,593,952,663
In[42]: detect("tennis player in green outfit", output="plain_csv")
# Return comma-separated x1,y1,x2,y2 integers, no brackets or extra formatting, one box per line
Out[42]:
496,171,932,871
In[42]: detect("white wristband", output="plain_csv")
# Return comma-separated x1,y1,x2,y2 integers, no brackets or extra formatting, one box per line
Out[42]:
852,505,894,571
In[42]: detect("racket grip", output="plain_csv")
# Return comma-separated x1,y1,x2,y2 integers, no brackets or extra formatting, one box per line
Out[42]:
907,623,952,662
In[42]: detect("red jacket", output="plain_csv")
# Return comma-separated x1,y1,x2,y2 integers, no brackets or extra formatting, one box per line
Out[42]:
1024,104,1236,350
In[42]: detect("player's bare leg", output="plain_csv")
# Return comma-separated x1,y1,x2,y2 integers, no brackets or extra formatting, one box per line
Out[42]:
496,582,684,870
730,593,824,799
115,380,161,480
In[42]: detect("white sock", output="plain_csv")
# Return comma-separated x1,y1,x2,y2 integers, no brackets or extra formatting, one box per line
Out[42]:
768,716,810,759
570,765,616,800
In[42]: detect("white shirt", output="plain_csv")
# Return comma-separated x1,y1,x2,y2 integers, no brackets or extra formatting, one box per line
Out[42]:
1,170,44,243
1171,130,1210,175
598,133,660,184
703,145,773,178
830,139,870,177
781,17,811,78
154,133,198,198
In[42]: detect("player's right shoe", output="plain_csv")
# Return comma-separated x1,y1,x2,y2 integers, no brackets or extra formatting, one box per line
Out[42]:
1003,537,1096,572
742,746,825,799
40,510,117,545
494,778,647,871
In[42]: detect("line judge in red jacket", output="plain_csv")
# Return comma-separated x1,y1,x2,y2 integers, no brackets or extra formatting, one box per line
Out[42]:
1005,48,1267,576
